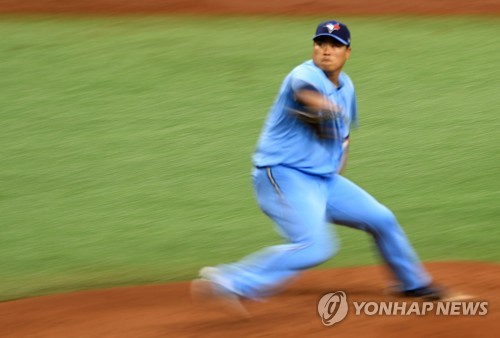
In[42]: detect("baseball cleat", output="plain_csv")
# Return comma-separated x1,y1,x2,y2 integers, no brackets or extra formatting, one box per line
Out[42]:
191,267,250,319
402,285,443,301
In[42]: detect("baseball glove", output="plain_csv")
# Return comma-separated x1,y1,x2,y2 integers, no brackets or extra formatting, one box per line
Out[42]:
288,106,341,139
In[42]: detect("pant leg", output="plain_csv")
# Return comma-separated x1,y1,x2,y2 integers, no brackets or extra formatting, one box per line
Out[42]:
326,174,431,291
217,166,337,299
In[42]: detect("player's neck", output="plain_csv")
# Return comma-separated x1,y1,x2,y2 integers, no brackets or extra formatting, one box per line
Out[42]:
324,70,341,88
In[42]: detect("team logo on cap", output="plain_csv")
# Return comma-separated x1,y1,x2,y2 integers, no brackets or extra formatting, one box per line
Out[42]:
325,23,341,33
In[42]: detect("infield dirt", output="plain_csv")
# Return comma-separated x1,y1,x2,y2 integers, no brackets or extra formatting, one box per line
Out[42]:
1,262,499,337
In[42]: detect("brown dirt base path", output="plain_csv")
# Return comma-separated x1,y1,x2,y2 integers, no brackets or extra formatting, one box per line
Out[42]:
0,262,499,337
0,0,499,16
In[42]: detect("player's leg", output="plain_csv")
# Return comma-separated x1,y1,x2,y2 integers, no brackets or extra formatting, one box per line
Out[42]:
325,174,432,291
200,165,337,300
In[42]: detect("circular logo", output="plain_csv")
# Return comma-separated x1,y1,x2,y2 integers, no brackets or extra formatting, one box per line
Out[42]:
317,291,348,326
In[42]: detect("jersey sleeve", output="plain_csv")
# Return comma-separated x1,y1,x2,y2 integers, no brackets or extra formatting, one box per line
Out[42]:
289,65,325,94
350,89,359,129
342,73,358,130
339,76,358,139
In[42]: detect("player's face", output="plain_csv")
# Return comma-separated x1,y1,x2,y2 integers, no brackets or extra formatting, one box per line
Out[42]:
312,37,351,74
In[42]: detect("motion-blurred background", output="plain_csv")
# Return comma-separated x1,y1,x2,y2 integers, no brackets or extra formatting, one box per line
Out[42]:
1,0,499,301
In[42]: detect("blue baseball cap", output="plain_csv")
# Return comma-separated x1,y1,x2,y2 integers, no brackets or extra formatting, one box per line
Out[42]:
313,20,351,46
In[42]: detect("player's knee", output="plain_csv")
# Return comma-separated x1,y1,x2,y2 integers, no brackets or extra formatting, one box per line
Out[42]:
367,206,399,235
305,237,338,266
380,207,398,226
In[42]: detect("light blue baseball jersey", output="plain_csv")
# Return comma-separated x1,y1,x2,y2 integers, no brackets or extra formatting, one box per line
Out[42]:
253,60,358,176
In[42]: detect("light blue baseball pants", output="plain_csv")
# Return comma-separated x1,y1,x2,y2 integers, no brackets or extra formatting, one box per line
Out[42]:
216,165,431,299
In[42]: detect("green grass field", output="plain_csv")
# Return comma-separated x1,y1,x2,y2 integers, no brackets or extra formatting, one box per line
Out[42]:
1,14,499,301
